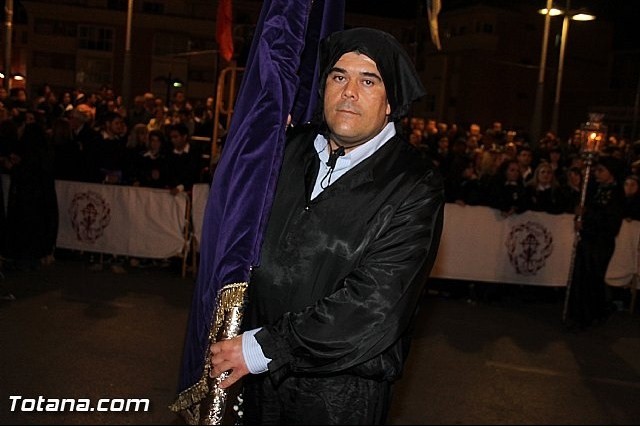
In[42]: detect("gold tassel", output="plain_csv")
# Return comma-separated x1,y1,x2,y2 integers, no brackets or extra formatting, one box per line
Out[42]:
170,282,248,425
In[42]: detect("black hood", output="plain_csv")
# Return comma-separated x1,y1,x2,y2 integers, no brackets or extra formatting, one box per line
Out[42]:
316,27,426,122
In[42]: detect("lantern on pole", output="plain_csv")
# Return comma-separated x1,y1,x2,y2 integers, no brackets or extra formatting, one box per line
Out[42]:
562,113,607,323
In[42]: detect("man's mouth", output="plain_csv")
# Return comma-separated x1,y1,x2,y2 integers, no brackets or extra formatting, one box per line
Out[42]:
335,107,359,115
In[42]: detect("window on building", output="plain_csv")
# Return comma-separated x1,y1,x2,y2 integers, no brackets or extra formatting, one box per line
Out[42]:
78,26,114,52
189,37,216,52
27,0,87,4
34,19,77,37
107,0,128,10
475,21,494,34
153,33,190,56
76,57,112,86
142,1,165,14
188,69,216,83
33,51,76,70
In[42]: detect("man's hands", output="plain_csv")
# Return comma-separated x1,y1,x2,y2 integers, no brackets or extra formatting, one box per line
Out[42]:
209,335,249,389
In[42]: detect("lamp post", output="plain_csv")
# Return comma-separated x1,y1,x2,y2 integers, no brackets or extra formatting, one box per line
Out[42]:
121,0,134,108
549,1,596,134
3,0,13,92
563,112,606,323
530,0,555,147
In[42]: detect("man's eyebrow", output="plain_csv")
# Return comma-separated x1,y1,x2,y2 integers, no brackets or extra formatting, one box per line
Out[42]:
328,67,382,82
361,71,382,82
329,66,347,75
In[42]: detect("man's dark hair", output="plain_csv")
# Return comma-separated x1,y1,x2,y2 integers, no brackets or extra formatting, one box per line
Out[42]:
171,123,190,137
518,145,532,155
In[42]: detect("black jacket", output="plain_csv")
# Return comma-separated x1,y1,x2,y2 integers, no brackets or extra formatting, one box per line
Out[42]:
246,125,444,386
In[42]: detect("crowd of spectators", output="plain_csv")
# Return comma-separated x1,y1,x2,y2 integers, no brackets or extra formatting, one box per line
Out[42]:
399,116,639,315
0,84,216,190
1,83,640,277
400,116,640,222
0,84,216,273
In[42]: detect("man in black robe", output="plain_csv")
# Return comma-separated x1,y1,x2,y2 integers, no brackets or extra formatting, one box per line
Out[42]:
209,27,444,424
569,156,625,328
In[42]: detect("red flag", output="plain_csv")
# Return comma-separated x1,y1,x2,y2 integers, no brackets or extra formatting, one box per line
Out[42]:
216,0,234,61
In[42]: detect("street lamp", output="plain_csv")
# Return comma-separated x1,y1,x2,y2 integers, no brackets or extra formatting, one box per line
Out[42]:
0,72,25,83
538,1,596,134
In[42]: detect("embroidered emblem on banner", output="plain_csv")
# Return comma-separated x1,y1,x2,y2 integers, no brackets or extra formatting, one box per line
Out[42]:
505,221,553,275
69,191,112,243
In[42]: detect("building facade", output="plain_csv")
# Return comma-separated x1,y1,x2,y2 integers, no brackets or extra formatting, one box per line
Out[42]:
2,0,630,139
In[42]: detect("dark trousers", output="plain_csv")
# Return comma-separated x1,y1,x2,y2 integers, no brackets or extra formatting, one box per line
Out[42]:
243,372,392,425
569,238,615,327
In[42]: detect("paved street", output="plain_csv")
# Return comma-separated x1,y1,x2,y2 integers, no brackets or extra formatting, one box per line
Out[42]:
1,253,639,425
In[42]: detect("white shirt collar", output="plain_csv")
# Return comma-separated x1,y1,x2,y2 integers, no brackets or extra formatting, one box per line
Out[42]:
311,122,396,200
173,143,190,154
313,122,396,170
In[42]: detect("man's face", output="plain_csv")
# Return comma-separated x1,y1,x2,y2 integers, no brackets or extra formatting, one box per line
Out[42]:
170,131,187,150
594,165,614,184
517,150,532,166
323,52,390,149
108,117,126,136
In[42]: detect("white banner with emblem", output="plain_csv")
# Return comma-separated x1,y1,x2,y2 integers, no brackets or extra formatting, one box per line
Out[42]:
56,180,188,258
431,204,576,286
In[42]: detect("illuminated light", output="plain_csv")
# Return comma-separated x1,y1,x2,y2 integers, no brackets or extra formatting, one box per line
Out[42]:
572,13,595,21
538,7,563,16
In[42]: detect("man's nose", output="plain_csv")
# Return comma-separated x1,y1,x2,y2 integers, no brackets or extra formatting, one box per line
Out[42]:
341,80,358,100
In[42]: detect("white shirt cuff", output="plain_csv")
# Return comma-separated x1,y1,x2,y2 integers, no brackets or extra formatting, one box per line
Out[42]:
242,328,272,374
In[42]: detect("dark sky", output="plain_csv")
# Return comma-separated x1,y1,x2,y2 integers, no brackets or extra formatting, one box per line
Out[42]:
346,0,638,49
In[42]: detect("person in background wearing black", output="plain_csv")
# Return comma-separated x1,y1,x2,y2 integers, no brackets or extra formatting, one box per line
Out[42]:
516,146,535,183
134,130,168,189
3,122,58,271
166,123,201,194
568,156,626,329
524,162,566,214
561,166,583,215
96,112,128,185
445,156,484,206
488,159,527,217
68,104,101,182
